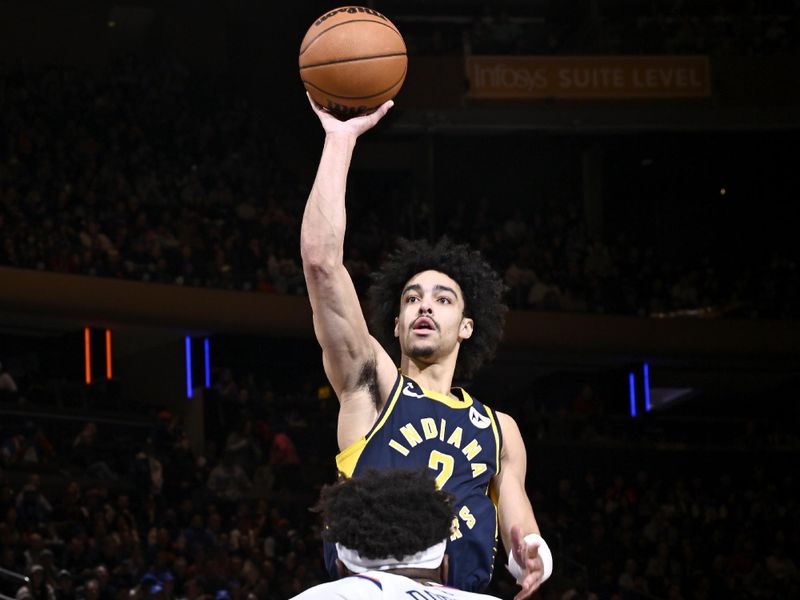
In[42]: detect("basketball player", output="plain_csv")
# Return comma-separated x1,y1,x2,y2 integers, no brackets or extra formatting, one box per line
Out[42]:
291,469,502,600
301,95,552,599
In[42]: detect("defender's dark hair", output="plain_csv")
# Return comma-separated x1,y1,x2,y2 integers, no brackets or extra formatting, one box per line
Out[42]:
316,469,454,560
368,237,507,379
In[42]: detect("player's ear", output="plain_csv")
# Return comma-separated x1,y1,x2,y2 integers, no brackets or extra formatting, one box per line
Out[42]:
335,559,349,578
394,316,399,338
439,554,449,584
458,317,473,341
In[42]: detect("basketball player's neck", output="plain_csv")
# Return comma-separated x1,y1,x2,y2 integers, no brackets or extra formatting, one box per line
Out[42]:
384,567,443,585
400,355,457,397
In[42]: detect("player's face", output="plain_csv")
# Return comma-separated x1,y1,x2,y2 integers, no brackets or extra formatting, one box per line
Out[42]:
394,270,473,361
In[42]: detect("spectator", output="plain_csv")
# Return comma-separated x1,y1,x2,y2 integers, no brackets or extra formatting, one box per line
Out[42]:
223,419,258,476
268,429,300,491
130,443,164,497
23,532,48,572
0,361,18,395
16,476,53,528
19,423,56,465
75,578,100,600
55,570,76,600
2,434,27,467
71,423,117,481
206,452,252,504
17,564,56,600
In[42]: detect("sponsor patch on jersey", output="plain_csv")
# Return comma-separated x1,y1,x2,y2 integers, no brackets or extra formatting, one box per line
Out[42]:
469,406,491,429
402,381,426,398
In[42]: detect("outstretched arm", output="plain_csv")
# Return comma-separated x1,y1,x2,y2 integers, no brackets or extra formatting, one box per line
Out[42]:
300,96,397,449
493,412,552,600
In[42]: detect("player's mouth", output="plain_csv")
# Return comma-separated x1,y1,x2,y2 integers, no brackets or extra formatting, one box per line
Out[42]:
412,316,437,333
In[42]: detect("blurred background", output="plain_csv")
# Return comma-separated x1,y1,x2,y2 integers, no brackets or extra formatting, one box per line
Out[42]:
0,1,798,599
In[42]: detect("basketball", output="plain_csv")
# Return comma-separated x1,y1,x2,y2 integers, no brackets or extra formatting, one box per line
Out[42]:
299,6,407,119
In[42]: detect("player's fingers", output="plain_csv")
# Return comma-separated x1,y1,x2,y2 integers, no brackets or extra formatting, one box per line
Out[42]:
525,554,543,576
306,92,322,112
526,539,541,560
307,93,335,124
513,581,533,600
376,99,395,115
511,525,524,560
510,525,522,545
510,525,524,561
364,99,394,128
520,572,541,597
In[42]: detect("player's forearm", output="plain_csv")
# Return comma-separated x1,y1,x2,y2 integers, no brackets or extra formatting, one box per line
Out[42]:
499,495,539,552
301,133,357,267
495,413,540,548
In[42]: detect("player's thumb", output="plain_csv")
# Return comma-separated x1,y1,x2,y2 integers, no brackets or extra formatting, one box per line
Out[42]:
510,525,525,559
526,538,542,559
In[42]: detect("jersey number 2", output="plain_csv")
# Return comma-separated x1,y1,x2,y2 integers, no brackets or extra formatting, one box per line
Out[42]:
428,450,454,488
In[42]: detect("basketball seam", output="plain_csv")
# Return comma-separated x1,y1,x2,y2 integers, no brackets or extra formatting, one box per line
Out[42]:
299,19,402,57
299,51,407,69
302,64,407,100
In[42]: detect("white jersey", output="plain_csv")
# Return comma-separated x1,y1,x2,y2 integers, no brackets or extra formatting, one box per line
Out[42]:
291,571,502,600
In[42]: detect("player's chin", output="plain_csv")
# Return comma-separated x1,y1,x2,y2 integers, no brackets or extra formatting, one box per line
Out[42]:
409,344,436,359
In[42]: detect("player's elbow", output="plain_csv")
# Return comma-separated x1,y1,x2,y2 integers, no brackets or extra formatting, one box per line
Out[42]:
300,237,340,271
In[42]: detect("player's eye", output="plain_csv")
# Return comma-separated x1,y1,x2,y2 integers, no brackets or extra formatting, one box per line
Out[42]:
437,297,452,304
406,295,419,303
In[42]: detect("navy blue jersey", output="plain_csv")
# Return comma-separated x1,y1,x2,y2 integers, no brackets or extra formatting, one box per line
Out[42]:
332,373,503,592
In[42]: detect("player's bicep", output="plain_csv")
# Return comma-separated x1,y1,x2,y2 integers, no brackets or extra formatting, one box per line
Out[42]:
497,412,528,477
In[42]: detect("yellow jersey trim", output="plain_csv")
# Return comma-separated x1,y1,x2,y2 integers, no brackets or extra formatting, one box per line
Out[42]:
334,375,406,477
366,375,405,443
486,406,502,478
421,385,474,409
335,437,366,477
485,406,502,544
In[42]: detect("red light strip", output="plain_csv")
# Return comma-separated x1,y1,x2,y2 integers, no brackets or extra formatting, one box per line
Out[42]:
84,328,92,384
105,329,112,379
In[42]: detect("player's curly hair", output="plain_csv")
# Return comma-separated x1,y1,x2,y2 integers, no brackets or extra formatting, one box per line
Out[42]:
316,469,454,560
368,237,507,380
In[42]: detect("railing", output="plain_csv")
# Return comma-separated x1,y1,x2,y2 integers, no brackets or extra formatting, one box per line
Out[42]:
0,566,27,600
520,413,799,451
0,400,155,428
0,567,27,585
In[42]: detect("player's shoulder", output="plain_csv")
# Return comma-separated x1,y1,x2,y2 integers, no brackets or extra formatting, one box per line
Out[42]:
493,410,520,434
290,575,383,599
422,583,503,600
357,572,502,599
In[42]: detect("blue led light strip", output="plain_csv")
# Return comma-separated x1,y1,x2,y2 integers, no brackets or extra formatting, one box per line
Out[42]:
204,338,211,388
185,337,193,399
629,372,637,417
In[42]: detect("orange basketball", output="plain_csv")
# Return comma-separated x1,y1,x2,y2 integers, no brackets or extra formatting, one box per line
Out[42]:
299,6,407,119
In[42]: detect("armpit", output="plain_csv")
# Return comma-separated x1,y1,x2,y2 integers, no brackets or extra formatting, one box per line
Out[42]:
355,357,380,408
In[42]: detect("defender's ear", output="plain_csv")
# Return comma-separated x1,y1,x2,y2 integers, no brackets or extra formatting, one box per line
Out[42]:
335,559,349,579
